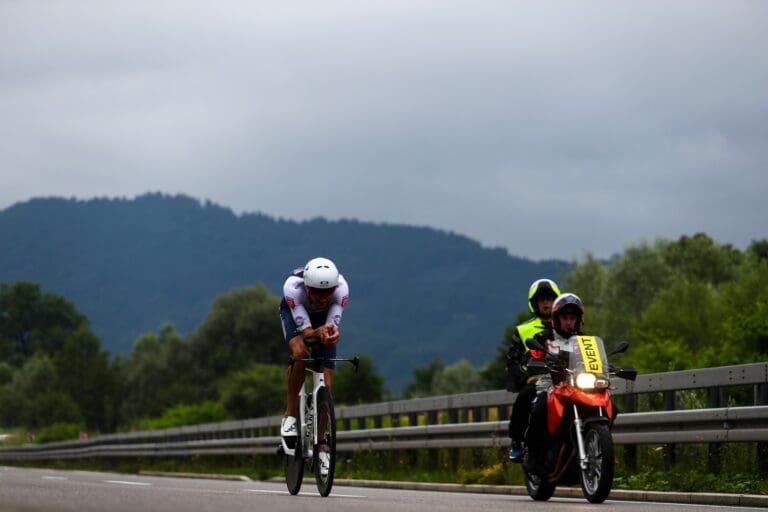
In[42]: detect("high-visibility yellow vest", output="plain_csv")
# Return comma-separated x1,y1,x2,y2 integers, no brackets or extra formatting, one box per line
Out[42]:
517,316,548,353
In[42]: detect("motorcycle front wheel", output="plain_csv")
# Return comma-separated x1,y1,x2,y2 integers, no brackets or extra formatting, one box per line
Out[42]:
581,423,614,503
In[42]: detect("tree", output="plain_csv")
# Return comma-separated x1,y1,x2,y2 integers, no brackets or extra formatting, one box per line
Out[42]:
402,359,444,398
562,253,609,333
10,352,84,428
631,278,724,372
558,234,767,373
662,233,742,285
0,386,24,426
120,323,203,423
0,282,86,365
747,239,768,262
431,359,485,396
219,363,286,419
54,325,119,431
601,240,672,342
190,284,283,380
332,355,387,405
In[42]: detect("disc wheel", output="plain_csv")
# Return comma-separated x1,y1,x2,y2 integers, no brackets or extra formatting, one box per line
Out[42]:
581,423,614,503
313,387,336,497
284,430,304,495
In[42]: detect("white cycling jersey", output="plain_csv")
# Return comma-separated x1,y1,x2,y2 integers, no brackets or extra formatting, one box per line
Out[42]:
282,273,349,330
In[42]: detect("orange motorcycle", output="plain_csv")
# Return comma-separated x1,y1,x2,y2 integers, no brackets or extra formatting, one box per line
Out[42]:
523,335,637,504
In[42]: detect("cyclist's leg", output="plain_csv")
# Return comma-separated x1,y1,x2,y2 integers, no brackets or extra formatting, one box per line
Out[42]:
285,353,305,418
280,303,306,422
313,342,337,391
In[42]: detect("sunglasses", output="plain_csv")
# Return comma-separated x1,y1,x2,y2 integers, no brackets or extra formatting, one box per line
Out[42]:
307,286,337,296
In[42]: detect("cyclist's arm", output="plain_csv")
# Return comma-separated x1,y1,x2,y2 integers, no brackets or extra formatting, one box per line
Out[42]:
322,276,348,344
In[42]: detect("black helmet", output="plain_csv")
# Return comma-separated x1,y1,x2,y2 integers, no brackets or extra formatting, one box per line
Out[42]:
552,293,584,336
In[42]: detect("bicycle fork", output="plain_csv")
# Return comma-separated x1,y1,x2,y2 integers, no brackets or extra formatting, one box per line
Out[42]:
295,371,326,460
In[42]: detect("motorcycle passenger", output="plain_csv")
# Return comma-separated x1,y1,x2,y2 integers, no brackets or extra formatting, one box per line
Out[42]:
279,257,350,476
505,278,560,462
523,292,584,472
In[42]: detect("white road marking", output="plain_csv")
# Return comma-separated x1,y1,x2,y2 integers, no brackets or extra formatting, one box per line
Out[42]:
42,476,68,480
104,480,151,486
243,489,366,498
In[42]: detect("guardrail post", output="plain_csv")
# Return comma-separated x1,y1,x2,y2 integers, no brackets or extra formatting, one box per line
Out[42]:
427,411,437,425
498,404,509,423
707,387,723,474
757,383,768,474
663,390,676,470
622,393,637,472
408,412,418,427
374,416,383,429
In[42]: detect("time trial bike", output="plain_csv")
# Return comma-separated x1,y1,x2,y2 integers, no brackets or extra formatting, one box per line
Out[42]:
279,339,359,497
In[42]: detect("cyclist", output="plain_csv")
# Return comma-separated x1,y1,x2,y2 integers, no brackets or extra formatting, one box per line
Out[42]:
505,278,560,461
279,257,349,475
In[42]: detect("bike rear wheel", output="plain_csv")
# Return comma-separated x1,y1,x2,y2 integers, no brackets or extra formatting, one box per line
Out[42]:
581,423,614,503
313,387,336,497
284,431,304,495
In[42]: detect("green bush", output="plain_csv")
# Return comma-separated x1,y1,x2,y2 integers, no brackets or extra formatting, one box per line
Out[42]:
36,423,85,443
130,401,230,431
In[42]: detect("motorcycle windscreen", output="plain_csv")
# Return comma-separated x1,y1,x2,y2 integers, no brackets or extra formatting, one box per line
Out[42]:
567,335,609,379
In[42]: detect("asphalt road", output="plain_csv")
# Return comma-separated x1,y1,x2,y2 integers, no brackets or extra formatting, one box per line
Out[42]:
0,467,764,512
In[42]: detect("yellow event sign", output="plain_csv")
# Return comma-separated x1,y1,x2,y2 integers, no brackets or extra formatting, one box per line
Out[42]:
576,336,603,374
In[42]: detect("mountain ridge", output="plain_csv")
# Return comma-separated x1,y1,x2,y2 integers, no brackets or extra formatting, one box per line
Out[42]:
0,193,568,390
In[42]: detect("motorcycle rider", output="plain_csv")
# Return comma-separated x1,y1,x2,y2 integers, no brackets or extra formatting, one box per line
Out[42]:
523,292,585,472
505,278,560,461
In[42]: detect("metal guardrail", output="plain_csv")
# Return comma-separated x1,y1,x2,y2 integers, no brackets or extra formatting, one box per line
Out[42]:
0,362,766,462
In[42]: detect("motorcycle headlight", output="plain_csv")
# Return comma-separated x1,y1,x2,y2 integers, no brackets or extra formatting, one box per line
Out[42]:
576,372,597,390
594,378,610,389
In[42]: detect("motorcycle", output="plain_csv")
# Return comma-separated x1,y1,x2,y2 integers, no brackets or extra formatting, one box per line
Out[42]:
522,335,637,504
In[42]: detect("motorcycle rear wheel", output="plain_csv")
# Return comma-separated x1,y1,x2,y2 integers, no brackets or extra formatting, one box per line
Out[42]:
581,423,614,503
525,472,556,501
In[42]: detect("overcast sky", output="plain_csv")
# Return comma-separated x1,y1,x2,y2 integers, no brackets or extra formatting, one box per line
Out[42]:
1,1,766,261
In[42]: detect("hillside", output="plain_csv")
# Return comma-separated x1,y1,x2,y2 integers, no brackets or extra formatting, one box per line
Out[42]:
0,193,567,390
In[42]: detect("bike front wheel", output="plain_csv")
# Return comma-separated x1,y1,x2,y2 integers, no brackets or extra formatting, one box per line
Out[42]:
313,386,336,497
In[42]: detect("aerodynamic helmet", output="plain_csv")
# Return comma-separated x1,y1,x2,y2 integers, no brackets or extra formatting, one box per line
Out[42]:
303,257,339,290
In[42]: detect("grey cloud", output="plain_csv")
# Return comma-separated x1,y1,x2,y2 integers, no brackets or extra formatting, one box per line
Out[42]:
1,1,767,260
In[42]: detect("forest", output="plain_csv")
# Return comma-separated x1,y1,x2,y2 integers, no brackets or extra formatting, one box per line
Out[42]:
0,233,765,441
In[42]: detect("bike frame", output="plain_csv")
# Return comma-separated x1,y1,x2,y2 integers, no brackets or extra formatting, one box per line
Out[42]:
297,369,326,460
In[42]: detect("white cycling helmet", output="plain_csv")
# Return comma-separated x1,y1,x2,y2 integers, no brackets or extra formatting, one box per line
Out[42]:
303,257,339,289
